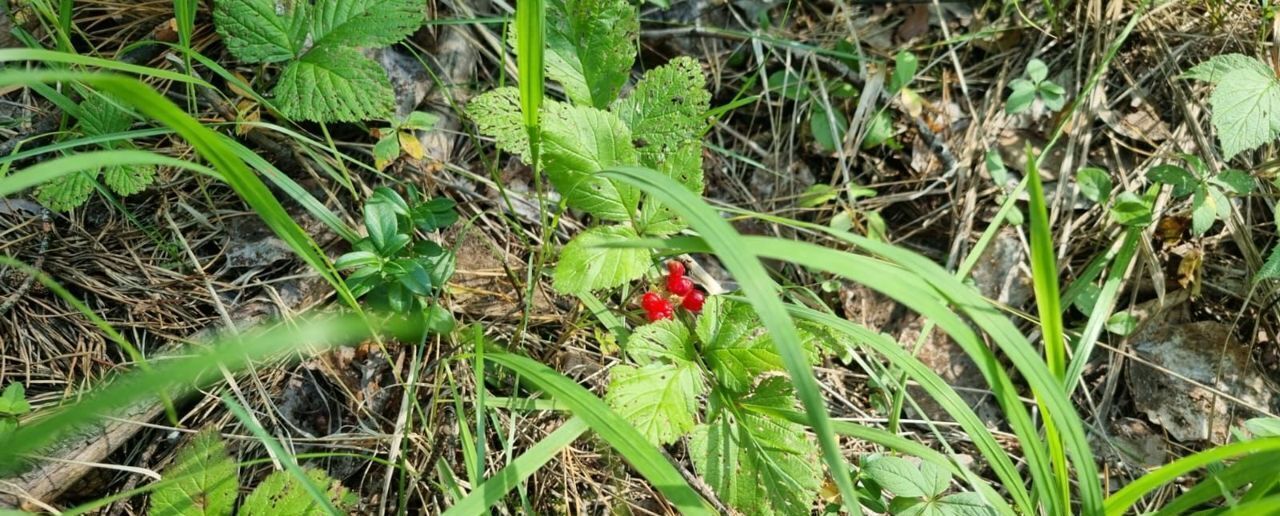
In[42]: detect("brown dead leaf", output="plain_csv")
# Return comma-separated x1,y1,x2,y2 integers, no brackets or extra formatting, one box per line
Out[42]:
896,5,930,42
1176,247,1203,296
1155,215,1190,247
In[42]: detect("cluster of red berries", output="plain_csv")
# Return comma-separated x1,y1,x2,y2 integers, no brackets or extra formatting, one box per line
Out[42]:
641,261,706,321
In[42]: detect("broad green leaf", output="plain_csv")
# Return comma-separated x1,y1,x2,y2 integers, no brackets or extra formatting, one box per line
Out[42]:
692,378,821,515
1110,192,1152,226
862,110,895,148
696,297,784,392
79,94,134,136
274,47,395,122
541,0,638,108
1191,188,1216,236
1076,167,1111,203
627,318,697,365
606,362,705,445
335,251,380,269
542,103,641,220
412,198,459,231
1105,311,1138,336
149,430,238,516
551,225,648,294
1259,244,1280,281
1185,54,1273,84
1006,80,1036,114
212,0,310,63
240,467,356,515
36,170,96,212
636,142,702,235
1039,82,1066,111
309,0,423,51
398,261,433,296
373,133,400,170
766,69,809,101
895,493,997,516
363,201,398,252
613,56,710,171
103,164,155,196
0,384,30,416
1147,164,1197,197
1246,418,1280,438
1215,169,1256,194
1209,184,1232,220
888,51,918,94
467,87,530,161
1208,65,1280,159
401,111,440,130
863,455,951,498
985,149,1008,186
810,104,847,153
1026,58,1048,83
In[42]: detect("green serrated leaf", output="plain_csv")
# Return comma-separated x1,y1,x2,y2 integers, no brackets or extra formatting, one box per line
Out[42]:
240,467,356,516
309,0,423,51
933,493,998,516
692,378,821,516
36,170,97,212
1259,243,1280,281
613,56,710,170
0,384,30,416
540,0,638,108
149,430,238,516
636,141,701,235
1208,65,1280,159
1110,192,1152,227
863,455,951,498
274,46,395,122
467,87,531,162
542,102,642,220
606,362,705,445
79,94,134,136
212,0,310,63
552,225,648,294
103,164,156,196
1185,54,1273,84
1075,167,1111,203
627,318,697,365
696,297,783,392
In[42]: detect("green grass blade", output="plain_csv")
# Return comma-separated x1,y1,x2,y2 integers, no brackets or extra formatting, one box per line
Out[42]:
0,48,206,85
516,0,545,141
1104,437,1280,516
222,395,341,516
1065,228,1141,392
1154,450,1280,515
482,351,712,514
443,417,589,516
0,149,219,197
600,166,864,515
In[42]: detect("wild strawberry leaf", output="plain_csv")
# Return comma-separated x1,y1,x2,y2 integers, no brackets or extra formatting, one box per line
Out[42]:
240,467,357,515
606,362,705,445
541,102,642,220
552,225,649,294
540,0,638,109
103,164,156,196
149,430,239,516
691,378,821,515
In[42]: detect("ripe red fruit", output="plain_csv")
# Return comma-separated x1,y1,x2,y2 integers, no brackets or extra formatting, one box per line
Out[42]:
641,292,664,311
667,275,694,296
681,290,706,312
666,260,686,278
647,306,674,322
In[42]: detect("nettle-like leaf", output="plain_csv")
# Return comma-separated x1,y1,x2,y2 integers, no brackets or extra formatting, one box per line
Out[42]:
213,0,424,122
1186,54,1280,159
543,0,638,108
691,378,822,516
696,296,785,393
240,468,357,515
36,94,156,211
606,320,704,444
552,225,649,294
613,56,711,172
149,430,239,516
466,88,530,161
542,102,643,221
36,171,97,212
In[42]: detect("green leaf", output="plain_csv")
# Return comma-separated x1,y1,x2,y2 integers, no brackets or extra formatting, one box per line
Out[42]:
274,46,395,122
373,133,400,169
1105,311,1138,336
927,493,997,516
766,69,809,101
467,87,530,161
79,94,134,135
551,225,648,295
862,110,895,148
613,56,710,170
696,297,784,392
335,251,380,269
1006,80,1036,114
985,149,1008,186
1191,187,1217,236
542,102,641,220
606,363,705,445
1075,167,1111,203
1246,418,1280,438
212,0,310,63
412,197,459,231
1259,243,1280,281
0,384,30,416
363,201,398,252
862,455,951,498
1026,58,1048,83
1208,65,1280,159
888,51,918,94
398,261,433,296
1110,192,1152,227
541,0,638,108
36,170,97,212
691,378,821,516
401,111,440,130
309,0,423,51
149,430,239,516
810,104,847,153
103,164,155,196
424,304,456,334
1147,164,1198,197
627,318,698,365
1185,54,1273,84
1214,169,1256,194
636,142,703,235
1039,83,1066,111
240,467,356,516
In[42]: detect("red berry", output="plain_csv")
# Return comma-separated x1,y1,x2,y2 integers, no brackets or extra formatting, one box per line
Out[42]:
667,275,694,296
641,292,664,311
682,290,706,312
666,260,686,278
647,306,674,322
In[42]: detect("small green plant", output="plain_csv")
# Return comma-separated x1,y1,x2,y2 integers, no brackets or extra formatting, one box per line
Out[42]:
0,383,31,441
1005,58,1066,114
1146,154,1254,236
1185,53,1280,159
335,187,457,322
149,430,356,515
372,111,440,170
858,455,992,516
36,94,156,211
212,0,425,122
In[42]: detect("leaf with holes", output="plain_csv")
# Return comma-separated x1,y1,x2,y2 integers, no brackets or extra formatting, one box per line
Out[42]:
552,225,649,295
606,362,705,445
540,0,638,108
541,102,642,220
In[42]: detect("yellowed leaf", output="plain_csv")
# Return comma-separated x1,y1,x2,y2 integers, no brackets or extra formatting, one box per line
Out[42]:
399,130,425,160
